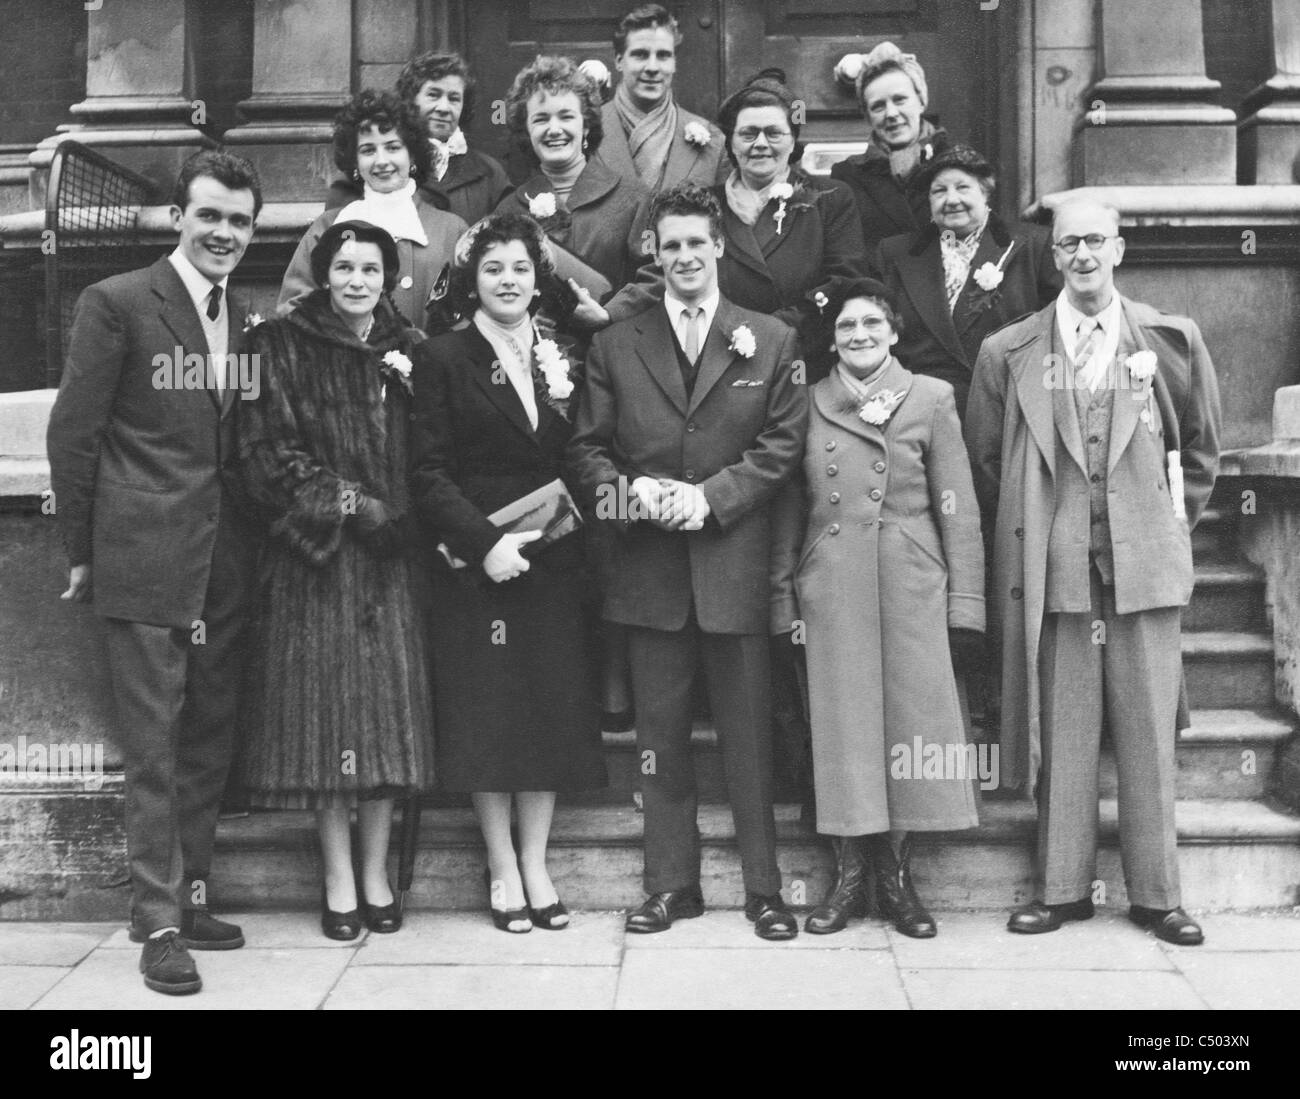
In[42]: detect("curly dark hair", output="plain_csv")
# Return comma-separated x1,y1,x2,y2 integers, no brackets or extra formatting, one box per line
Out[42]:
396,51,477,131
648,183,722,244
309,219,401,294
613,4,681,55
446,211,558,314
172,150,263,218
332,89,432,183
717,67,803,170
504,55,604,167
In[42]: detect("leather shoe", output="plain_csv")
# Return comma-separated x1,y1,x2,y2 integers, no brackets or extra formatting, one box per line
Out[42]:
1007,897,1095,934
625,888,704,933
180,910,244,950
1129,905,1204,946
745,892,798,941
139,931,202,995
363,900,402,934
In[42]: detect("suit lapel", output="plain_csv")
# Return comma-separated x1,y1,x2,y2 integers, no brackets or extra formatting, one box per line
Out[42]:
566,158,620,214
596,103,637,180
662,126,701,186
465,326,538,446
687,301,741,414
220,295,245,416
1049,319,1088,476
897,233,967,366
634,305,689,416
952,232,1009,341
1107,299,1146,474
1008,308,1058,479
718,196,773,282
152,259,223,413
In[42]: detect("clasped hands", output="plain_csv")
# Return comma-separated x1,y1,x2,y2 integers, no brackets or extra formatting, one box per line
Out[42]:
631,476,710,531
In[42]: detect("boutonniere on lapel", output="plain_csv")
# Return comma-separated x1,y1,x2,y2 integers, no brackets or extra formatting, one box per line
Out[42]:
966,241,1016,315
684,121,711,147
532,328,576,419
380,349,413,399
729,324,757,358
768,182,795,235
1124,349,1161,435
839,388,906,427
242,312,265,333
526,191,571,234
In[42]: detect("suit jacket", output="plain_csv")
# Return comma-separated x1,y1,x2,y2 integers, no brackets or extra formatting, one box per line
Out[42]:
408,325,583,571
592,100,727,192
829,129,952,252
567,297,807,635
278,192,467,329
965,296,1222,790
46,257,254,628
878,216,1061,420
328,148,514,227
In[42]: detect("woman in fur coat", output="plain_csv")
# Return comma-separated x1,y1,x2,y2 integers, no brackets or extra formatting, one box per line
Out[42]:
239,220,433,941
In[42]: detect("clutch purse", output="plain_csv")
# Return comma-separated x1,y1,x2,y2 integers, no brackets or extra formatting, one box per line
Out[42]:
437,478,583,569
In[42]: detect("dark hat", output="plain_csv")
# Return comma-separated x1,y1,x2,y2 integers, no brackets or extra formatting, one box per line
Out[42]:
310,219,401,293
910,143,995,197
807,275,899,319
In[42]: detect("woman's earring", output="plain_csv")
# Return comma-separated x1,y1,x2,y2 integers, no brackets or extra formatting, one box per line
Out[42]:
582,136,589,153
352,169,361,182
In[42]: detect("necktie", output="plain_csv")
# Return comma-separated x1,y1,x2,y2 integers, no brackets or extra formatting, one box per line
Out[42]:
206,285,222,322
682,306,701,364
1074,316,1102,391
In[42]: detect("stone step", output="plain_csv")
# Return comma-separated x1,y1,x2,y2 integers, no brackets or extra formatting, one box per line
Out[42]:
1191,505,1237,560
1186,562,1266,630
203,796,1300,913
1182,631,1277,709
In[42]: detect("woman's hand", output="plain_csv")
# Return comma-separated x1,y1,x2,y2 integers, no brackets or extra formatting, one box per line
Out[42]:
568,278,610,330
482,529,544,583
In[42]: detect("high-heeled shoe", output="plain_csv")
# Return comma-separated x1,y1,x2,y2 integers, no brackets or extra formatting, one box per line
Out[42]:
361,882,402,934
320,886,362,942
483,868,532,933
527,899,570,930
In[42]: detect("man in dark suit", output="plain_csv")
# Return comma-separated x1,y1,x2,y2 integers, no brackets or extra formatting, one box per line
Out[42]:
569,183,807,940
47,151,263,993
966,196,1221,946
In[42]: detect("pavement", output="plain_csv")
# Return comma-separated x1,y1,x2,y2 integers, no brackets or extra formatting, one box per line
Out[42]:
4,907,1300,1010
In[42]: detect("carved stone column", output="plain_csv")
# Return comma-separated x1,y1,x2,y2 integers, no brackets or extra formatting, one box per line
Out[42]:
1073,0,1237,185
1238,0,1300,184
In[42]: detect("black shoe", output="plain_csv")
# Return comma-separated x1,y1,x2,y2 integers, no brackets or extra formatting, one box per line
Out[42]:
363,900,403,934
1007,896,1095,934
744,892,798,941
139,931,202,995
866,833,938,938
485,868,532,933
321,887,362,941
528,900,570,930
180,910,245,950
625,888,704,933
805,836,869,935
1129,905,1204,945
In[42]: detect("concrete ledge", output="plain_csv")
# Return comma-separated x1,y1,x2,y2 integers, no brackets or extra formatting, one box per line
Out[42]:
1028,184,1300,225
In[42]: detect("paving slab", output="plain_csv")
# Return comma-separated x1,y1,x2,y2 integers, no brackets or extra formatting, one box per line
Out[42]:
1165,911,1300,952
1171,952,1300,1009
0,966,70,1009
888,910,1176,971
615,947,908,1010
0,923,115,965
33,947,353,1010
621,909,891,950
353,910,624,967
325,963,619,1009
900,967,1207,1010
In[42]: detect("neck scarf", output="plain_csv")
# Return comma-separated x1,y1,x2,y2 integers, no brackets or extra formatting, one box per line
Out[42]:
473,309,538,429
613,82,678,191
939,215,988,312
870,117,937,183
723,166,792,227
428,127,469,181
541,154,586,203
336,178,428,246
837,357,891,400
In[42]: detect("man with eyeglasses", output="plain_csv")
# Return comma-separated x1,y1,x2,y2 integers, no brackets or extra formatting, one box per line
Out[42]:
966,196,1221,946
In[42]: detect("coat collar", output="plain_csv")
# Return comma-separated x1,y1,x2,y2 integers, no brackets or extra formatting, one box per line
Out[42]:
425,149,491,194
462,322,550,447
689,297,746,414
892,230,967,367
631,295,747,415
714,184,773,283
517,156,622,215
812,356,913,449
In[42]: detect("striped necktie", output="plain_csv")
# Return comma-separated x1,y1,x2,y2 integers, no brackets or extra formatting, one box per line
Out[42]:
1073,316,1103,391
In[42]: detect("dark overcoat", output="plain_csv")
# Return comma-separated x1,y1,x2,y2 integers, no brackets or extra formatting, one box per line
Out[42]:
829,129,952,253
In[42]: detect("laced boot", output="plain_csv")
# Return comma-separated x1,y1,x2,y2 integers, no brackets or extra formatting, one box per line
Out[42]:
866,832,937,938
804,835,869,934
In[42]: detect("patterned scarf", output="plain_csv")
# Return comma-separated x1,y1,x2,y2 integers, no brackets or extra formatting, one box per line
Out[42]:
613,82,678,191
723,166,792,227
939,216,987,312
870,117,938,183
428,127,469,182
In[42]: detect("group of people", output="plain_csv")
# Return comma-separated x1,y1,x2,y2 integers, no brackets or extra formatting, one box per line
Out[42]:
45,4,1222,997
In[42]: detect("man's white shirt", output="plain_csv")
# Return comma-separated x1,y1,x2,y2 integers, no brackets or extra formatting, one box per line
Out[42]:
168,247,229,389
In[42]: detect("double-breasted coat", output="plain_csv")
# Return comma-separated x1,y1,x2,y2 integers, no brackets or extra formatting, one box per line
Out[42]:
771,359,984,834
965,297,1222,792
829,129,952,253
878,216,1061,421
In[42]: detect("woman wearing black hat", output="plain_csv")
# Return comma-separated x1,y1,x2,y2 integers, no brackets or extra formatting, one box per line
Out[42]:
876,144,1060,422
239,220,433,941
771,277,985,938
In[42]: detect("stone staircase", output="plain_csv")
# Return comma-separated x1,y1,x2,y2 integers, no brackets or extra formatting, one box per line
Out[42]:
205,484,1300,916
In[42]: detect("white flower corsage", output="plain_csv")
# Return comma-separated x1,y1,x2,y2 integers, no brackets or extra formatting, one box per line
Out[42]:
729,324,757,358
813,291,829,312
973,263,1004,292
859,388,906,427
770,181,795,235
380,349,413,398
528,192,558,220
578,59,611,88
922,143,934,161
684,121,712,147
1125,350,1158,383
242,312,265,332
533,338,574,401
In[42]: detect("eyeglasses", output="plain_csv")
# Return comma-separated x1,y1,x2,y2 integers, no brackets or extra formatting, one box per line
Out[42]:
835,317,890,335
1052,234,1117,254
734,127,792,144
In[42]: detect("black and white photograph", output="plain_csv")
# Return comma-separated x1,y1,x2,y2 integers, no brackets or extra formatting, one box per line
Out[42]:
0,0,1297,1051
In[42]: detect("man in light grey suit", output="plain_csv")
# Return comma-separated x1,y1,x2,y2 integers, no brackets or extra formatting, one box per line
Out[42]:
966,197,1221,945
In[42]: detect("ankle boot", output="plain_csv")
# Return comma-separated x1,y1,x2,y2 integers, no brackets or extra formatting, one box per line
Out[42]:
866,832,937,938
805,836,869,934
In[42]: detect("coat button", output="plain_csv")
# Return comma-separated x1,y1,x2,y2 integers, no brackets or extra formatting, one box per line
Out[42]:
1090,473,1101,483
1010,586,1023,600
829,492,840,504
1088,434,1100,444
1014,527,1024,539
686,422,697,432
684,469,695,480
826,464,838,476
874,461,886,473
869,488,882,501
826,440,836,451
828,524,840,535
400,275,414,289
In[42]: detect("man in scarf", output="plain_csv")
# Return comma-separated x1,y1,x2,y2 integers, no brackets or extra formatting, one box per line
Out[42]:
587,5,726,195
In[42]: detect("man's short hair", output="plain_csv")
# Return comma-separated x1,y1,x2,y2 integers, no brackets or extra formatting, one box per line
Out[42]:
614,4,682,55
1051,196,1122,237
648,183,722,243
396,51,478,130
172,150,263,219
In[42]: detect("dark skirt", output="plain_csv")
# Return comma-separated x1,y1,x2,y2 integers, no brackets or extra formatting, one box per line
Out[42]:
428,556,605,793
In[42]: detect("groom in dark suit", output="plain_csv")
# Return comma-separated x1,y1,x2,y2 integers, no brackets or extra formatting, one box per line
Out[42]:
569,184,807,939
47,151,263,993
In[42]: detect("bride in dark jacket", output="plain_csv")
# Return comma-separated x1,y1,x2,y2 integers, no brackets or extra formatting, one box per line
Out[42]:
239,220,433,941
